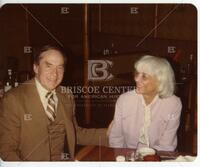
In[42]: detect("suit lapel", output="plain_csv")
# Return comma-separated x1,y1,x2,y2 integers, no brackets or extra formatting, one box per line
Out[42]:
24,79,49,126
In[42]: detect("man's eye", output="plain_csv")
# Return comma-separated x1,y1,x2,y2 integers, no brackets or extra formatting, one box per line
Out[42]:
58,66,64,71
46,64,51,68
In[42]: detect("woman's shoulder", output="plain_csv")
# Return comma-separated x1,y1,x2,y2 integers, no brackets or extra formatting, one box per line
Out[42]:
118,90,138,102
160,94,182,107
161,94,181,102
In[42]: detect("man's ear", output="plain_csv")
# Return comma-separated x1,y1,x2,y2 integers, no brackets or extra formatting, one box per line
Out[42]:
33,64,38,74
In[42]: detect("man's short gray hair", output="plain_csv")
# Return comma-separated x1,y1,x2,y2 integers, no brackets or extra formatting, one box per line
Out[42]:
134,55,175,98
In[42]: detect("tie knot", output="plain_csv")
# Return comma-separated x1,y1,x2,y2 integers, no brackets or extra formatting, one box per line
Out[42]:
46,92,53,99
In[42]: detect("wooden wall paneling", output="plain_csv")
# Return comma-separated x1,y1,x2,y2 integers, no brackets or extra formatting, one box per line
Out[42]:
90,4,197,58
177,77,197,154
0,4,31,78
95,4,155,37
157,4,197,40
188,77,197,154
28,5,83,46
83,4,91,125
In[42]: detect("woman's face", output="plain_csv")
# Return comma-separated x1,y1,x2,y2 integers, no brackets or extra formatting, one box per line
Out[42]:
134,71,158,97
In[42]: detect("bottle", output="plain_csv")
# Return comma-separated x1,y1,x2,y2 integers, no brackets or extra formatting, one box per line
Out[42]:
187,54,194,76
14,79,19,87
0,80,4,98
14,72,19,87
4,69,14,92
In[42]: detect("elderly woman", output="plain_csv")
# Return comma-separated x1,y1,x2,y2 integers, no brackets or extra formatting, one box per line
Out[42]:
109,55,182,151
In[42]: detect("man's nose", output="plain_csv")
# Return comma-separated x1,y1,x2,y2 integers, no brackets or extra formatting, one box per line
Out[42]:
52,68,58,76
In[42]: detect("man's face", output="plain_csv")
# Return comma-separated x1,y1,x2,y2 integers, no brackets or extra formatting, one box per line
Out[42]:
34,49,65,91
134,71,158,97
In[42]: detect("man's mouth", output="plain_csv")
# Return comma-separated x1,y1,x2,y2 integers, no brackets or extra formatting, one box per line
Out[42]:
48,78,57,82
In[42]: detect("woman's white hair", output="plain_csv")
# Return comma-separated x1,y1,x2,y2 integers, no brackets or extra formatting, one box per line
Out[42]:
134,55,175,98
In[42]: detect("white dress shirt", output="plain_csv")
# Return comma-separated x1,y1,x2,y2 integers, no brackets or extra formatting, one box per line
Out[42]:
35,78,58,113
138,94,158,147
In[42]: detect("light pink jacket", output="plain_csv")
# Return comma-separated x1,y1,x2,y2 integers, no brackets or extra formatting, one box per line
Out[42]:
109,90,182,151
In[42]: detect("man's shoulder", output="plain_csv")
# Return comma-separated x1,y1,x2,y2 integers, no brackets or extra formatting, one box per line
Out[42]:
3,79,35,98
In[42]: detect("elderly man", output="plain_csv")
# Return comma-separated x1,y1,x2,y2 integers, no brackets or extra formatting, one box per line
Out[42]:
0,45,108,161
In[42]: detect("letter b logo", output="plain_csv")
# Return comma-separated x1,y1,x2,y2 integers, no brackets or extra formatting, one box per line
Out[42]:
88,60,113,81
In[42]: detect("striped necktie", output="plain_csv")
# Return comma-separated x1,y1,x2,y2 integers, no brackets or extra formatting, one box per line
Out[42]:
46,92,56,122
